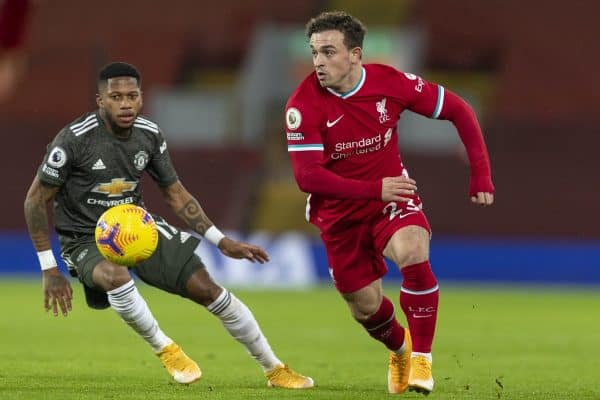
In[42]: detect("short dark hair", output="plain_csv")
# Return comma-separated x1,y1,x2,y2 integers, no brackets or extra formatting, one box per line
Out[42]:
306,11,367,50
97,62,141,89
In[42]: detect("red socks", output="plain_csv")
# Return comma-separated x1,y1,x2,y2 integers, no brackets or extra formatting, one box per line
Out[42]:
400,261,439,353
358,261,439,353
360,296,406,351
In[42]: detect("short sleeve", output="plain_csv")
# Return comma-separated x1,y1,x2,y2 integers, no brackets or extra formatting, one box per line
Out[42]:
145,129,178,187
285,95,324,154
395,70,445,120
36,129,75,187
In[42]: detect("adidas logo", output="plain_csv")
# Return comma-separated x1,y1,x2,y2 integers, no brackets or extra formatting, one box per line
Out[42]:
92,159,106,170
180,232,191,243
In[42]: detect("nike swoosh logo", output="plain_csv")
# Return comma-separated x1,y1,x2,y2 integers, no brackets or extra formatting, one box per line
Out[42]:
398,211,419,219
412,314,432,319
326,115,344,128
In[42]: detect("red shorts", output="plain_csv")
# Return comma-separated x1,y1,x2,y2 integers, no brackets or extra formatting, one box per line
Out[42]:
320,201,431,294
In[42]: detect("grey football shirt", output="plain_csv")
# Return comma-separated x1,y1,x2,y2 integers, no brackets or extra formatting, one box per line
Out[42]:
37,111,178,235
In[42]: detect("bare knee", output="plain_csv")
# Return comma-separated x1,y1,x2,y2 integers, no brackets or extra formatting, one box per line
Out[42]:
185,268,223,307
348,300,379,322
395,241,428,268
383,226,430,268
92,261,132,291
342,281,383,323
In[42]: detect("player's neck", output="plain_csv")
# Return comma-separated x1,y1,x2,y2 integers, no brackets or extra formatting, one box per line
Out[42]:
331,65,363,95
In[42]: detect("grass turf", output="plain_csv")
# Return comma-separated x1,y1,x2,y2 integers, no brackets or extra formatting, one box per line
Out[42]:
0,280,598,399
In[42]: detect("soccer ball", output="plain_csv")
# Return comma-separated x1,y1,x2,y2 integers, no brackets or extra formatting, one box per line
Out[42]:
95,204,159,267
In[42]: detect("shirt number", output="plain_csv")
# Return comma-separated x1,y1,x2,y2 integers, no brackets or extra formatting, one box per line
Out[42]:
383,200,420,221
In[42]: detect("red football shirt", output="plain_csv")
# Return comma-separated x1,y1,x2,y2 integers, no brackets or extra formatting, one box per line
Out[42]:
286,63,492,232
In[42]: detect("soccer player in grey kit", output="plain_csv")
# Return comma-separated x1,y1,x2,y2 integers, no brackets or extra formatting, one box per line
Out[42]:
24,62,313,389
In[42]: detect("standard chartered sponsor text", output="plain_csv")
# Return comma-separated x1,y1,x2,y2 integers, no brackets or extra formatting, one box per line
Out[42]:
332,133,382,160
335,133,381,151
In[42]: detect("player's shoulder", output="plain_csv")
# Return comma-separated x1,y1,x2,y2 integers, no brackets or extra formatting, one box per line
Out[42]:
287,72,323,106
132,114,161,135
365,63,409,80
365,63,428,96
286,73,325,130
61,111,100,139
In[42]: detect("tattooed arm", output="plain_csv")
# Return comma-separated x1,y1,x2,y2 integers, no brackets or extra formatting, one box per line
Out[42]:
160,180,214,235
24,176,73,316
24,176,59,252
161,180,269,263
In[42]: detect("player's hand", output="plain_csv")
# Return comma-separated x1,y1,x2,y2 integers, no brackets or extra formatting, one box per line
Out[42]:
381,176,417,202
42,268,73,317
469,175,495,206
471,192,494,206
217,237,270,263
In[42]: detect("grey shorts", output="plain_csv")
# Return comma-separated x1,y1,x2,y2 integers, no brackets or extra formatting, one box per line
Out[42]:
59,222,204,299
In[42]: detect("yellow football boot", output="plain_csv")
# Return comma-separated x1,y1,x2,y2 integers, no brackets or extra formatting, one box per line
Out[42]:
388,328,412,394
265,364,314,389
156,342,201,384
409,355,434,394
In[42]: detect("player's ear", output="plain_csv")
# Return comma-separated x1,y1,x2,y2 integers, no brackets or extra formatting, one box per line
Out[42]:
96,94,103,108
351,47,362,63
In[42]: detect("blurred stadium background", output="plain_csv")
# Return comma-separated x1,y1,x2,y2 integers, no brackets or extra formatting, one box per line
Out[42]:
2,1,600,399
1,0,599,285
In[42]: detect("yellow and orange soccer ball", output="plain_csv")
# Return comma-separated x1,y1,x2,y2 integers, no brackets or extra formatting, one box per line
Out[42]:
95,204,158,267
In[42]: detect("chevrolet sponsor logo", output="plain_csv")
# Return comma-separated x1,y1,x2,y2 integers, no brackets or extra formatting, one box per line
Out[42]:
91,178,137,197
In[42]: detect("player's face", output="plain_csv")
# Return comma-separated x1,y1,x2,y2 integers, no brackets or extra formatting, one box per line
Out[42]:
96,77,142,129
310,30,361,92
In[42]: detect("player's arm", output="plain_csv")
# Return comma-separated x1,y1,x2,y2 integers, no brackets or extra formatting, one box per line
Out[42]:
405,76,495,206
438,90,494,206
23,176,73,317
290,151,417,202
160,180,268,263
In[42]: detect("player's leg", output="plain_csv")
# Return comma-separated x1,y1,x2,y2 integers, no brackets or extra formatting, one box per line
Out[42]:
93,259,202,384
185,267,282,370
60,242,110,310
65,234,201,384
94,258,202,379
134,225,313,389
340,279,412,394
383,225,438,394
182,262,314,389
322,225,411,393
91,259,172,351
341,279,407,353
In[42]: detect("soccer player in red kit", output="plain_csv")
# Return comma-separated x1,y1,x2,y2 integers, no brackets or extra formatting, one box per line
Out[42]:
285,11,494,395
